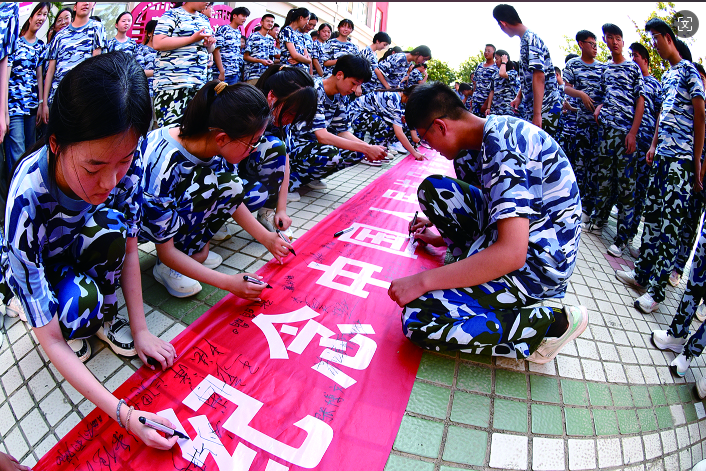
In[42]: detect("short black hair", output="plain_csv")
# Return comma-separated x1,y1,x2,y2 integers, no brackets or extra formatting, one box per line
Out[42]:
575,30,596,42
602,23,623,37
262,13,275,21
492,4,522,25
675,38,692,61
231,6,250,19
309,12,318,21
495,49,509,60
319,23,332,33
645,18,676,43
565,53,578,64
373,31,391,44
458,82,473,92
485,44,496,51
629,42,650,65
339,18,354,31
694,62,706,78
333,54,372,81
405,82,467,130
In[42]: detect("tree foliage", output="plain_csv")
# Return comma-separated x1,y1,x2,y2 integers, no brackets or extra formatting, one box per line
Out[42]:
426,59,456,85
456,51,485,83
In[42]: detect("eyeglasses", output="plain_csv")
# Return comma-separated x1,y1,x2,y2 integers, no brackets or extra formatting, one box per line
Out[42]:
581,40,597,48
416,115,447,142
209,128,261,150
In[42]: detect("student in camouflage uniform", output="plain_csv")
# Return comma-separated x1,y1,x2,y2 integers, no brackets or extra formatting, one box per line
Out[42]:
556,53,579,165
616,19,705,314
493,4,562,136
470,44,498,117
589,24,644,256
389,82,586,362
484,50,518,117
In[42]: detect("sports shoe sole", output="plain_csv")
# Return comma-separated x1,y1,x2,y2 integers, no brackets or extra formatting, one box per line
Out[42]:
68,339,92,363
306,182,328,190
696,381,706,400
96,327,137,357
607,246,623,257
670,363,687,378
527,306,589,364
650,332,685,353
202,253,223,270
153,265,202,298
635,299,659,314
615,272,645,292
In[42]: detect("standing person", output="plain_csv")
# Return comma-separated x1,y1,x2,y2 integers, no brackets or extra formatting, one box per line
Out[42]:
311,23,332,77
302,12,317,75
213,6,249,84
0,53,181,446
152,2,215,127
617,19,705,313
359,31,391,93
625,41,662,258
371,46,431,90
484,49,517,116
590,23,645,256
46,7,72,44
556,53,580,163
136,19,158,98
243,14,277,85
279,8,311,71
4,3,47,174
320,19,359,77
493,4,562,134
106,11,137,55
390,82,585,362
563,31,604,219
42,2,105,119
287,55,387,197
139,81,293,299
243,65,316,229
470,44,498,117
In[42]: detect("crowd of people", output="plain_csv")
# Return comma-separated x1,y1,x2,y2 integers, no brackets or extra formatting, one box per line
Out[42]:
0,1,704,465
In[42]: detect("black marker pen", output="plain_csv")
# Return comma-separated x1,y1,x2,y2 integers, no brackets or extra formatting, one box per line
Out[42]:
243,275,273,289
410,210,418,237
334,226,355,238
139,416,188,439
276,229,296,256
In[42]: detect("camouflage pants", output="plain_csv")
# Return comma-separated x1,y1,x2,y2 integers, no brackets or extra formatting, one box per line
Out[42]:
154,85,200,128
625,138,654,243
1,208,127,340
673,190,705,275
668,227,706,357
521,105,560,138
170,165,267,256
591,126,637,246
573,120,600,216
634,156,692,303
289,140,362,191
556,116,577,164
352,112,395,145
238,134,287,209
402,175,556,358
471,99,486,118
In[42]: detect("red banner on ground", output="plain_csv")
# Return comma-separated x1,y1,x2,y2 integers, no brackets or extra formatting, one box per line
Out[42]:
35,151,454,471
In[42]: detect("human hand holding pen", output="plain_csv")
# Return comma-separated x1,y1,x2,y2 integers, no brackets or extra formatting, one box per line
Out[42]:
408,214,431,234
223,273,268,301
262,230,294,263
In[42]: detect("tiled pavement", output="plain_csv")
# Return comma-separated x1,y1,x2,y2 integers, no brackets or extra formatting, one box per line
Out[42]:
1,153,705,470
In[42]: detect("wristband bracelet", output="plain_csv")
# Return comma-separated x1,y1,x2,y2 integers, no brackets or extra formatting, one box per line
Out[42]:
125,406,135,432
116,399,126,428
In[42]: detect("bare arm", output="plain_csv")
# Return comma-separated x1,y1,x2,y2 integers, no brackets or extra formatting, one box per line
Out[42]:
693,97,705,187
392,123,424,160
531,70,545,127
286,42,311,64
375,68,390,89
153,30,208,51
314,128,385,160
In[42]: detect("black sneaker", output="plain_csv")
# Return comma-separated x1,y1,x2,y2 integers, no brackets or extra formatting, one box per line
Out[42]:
96,315,137,357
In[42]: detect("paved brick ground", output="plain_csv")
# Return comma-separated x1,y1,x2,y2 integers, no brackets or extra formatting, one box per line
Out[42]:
1,153,704,470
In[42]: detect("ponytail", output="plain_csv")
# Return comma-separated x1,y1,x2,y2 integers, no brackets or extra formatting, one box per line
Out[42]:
255,65,316,128
180,81,271,140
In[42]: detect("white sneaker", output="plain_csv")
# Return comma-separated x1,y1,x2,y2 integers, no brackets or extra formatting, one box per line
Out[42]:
628,245,640,258
610,205,618,219
306,180,327,190
202,251,222,269
212,224,234,241
616,269,645,291
635,292,659,313
153,260,202,298
257,207,276,232
670,351,693,377
68,338,92,363
650,329,687,353
390,141,407,153
5,297,27,322
581,212,590,224
669,270,681,287
96,314,137,357
697,376,706,400
581,221,603,234
696,304,706,323
361,159,382,167
607,243,624,257
287,191,301,202
527,306,589,364
694,459,706,471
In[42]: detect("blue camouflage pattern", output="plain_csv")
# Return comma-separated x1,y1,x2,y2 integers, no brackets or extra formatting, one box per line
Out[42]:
519,29,561,118
0,145,141,330
656,60,705,160
47,19,106,104
212,25,242,81
320,38,359,77
489,69,518,116
562,58,604,123
408,69,423,84
106,37,137,55
243,31,277,81
237,131,288,209
136,43,157,97
279,25,308,71
373,52,409,88
289,77,351,148
0,2,18,61
472,63,498,114
638,74,662,143
598,60,644,132
8,36,44,116
154,7,212,91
